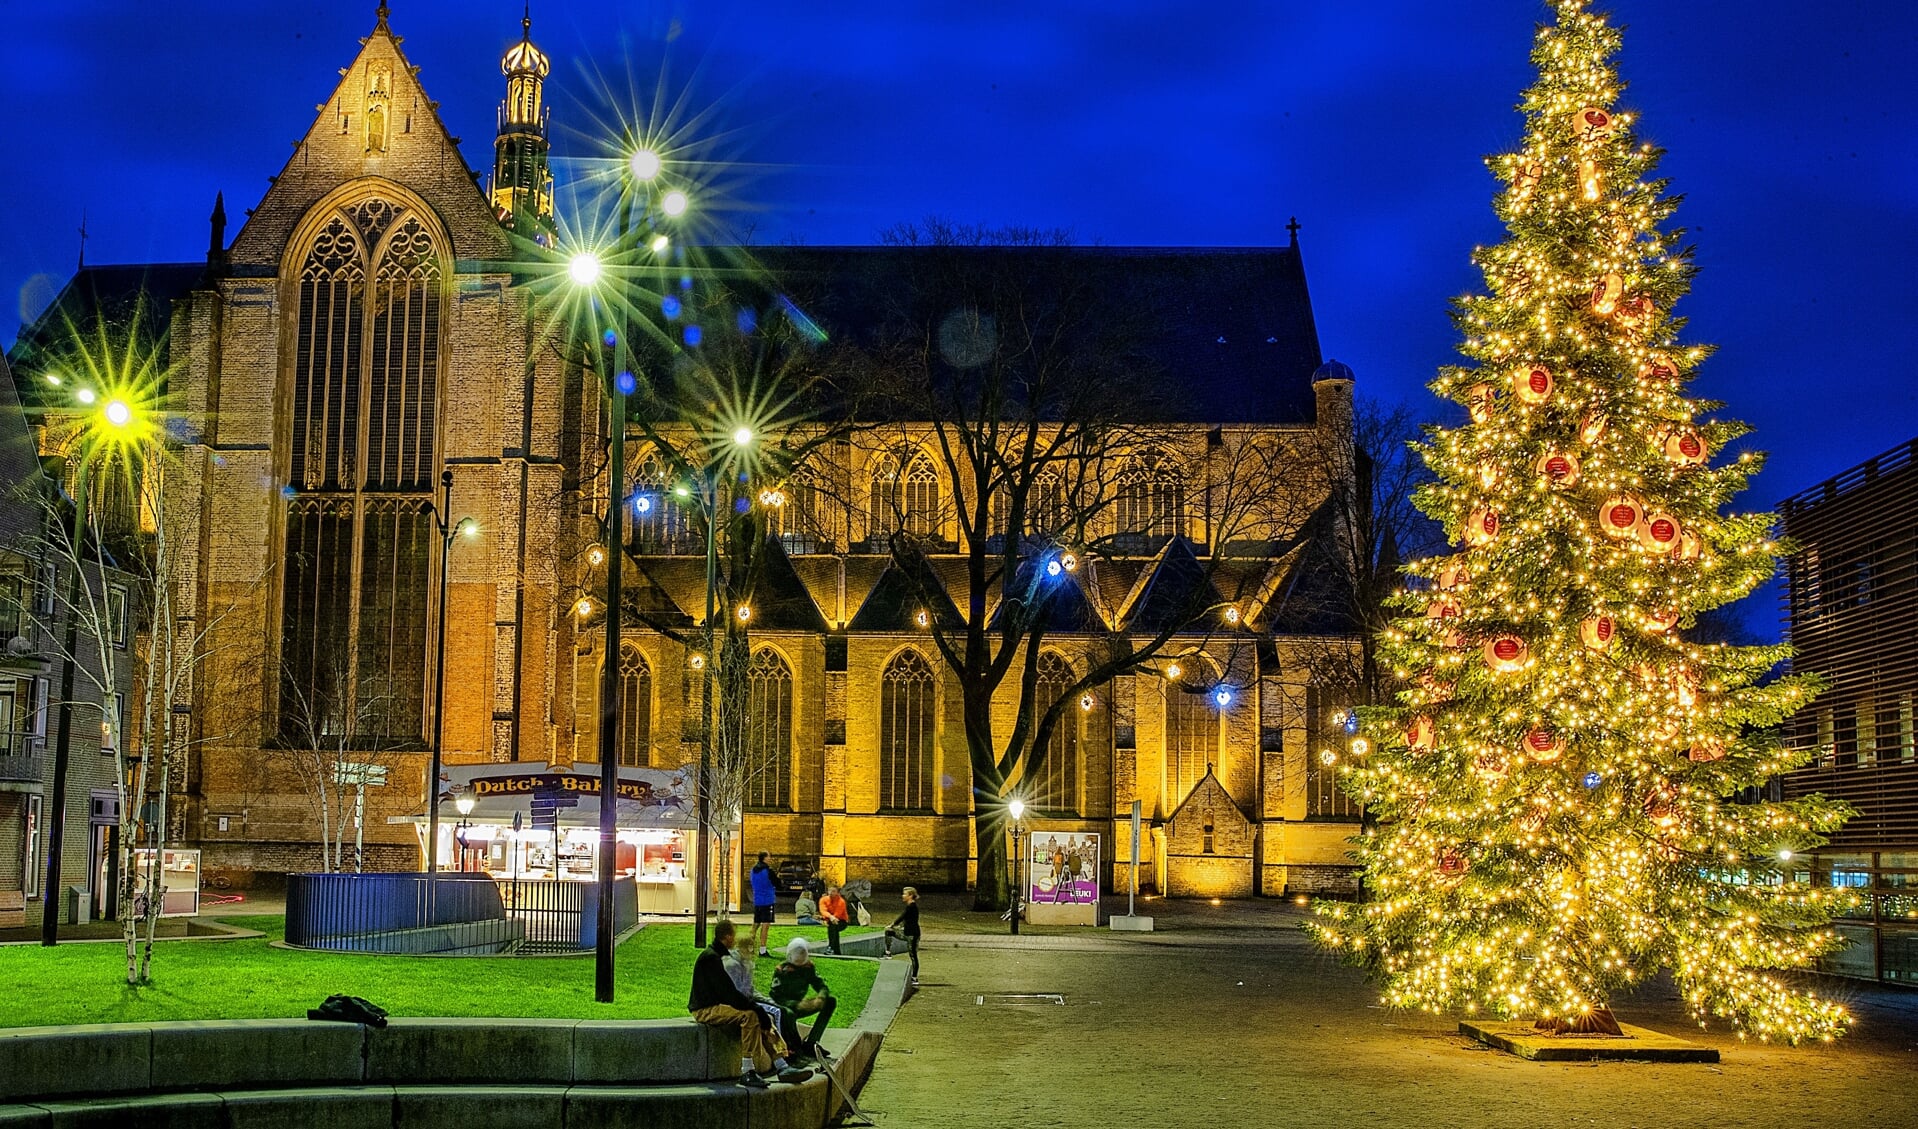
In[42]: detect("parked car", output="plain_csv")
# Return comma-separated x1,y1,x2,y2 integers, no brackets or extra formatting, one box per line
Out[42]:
775,858,817,895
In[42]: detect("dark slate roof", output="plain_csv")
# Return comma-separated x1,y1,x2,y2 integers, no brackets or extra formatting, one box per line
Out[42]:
8,263,205,402
743,536,830,633
988,559,1104,633
744,245,1324,424
846,554,963,633
1122,538,1226,634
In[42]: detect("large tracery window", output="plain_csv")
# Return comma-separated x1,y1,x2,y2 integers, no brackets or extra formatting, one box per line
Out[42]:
615,643,652,768
280,198,444,743
879,649,936,813
631,453,694,554
870,449,940,544
1166,664,1217,808
744,650,794,811
1115,454,1185,551
1029,652,1079,815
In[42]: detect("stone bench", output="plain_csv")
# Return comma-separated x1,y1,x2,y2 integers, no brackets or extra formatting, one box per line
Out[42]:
0,1016,887,1128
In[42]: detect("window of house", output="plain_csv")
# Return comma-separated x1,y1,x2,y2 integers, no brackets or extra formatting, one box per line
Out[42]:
1029,652,1079,815
744,649,794,811
23,794,41,898
614,643,651,768
279,201,443,743
880,649,936,812
108,586,128,649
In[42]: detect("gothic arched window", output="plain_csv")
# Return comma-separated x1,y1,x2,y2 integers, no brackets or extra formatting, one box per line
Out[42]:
616,643,652,768
1165,661,1218,808
744,650,794,810
631,453,692,554
280,197,443,742
870,449,940,543
1029,652,1079,814
1115,453,1184,550
880,649,937,813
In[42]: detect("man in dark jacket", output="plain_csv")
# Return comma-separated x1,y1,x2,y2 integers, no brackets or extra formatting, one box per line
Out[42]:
770,937,837,1060
689,921,809,1087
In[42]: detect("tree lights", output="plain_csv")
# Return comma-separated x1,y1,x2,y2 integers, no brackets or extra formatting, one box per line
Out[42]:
1309,0,1853,1045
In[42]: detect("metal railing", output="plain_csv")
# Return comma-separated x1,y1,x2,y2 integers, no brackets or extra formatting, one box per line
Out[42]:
500,877,638,953
0,731,44,783
284,872,513,953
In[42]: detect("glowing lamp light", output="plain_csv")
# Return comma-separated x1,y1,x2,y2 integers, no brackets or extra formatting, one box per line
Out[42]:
649,234,670,254
733,426,754,446
44,373,61,385
1164,663,1183,681
628,148,663,181
758,490,785,507
567,252,602,287
635,495,655,514
1213,687,1233,707
1778,850,1794,862
1223,605,1242,624
588,545,606,565
735,604,752,624
1060,553,1079,572
1079,693,1094,712
615,370,637,395
1582,772,1603,789
1045,558,1063,578
574,598,594,618
455,792,476,817
914,609,930,628
1349,736,1372,757
102,399,133,428
661,189,689,218
688,653,706,671
1008,798,1025,822
76,388,97,405
456,518,478,538
1342,712,1361,736
1319,749,1338,766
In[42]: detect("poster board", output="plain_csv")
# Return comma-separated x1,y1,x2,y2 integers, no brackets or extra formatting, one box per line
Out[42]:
1024,831,1099,926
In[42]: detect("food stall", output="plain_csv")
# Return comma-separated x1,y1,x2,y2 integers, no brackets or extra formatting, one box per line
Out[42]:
403,763,737,916
129,848,202,917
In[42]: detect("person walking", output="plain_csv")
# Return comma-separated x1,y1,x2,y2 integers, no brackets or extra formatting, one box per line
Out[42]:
819,885,850,955
749,852,778,957
884,886,922,984
687,920,811,1088
770,937,837,1061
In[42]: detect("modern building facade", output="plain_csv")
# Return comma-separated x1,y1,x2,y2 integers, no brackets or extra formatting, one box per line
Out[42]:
6,8,1366,899
1780,436,1918,982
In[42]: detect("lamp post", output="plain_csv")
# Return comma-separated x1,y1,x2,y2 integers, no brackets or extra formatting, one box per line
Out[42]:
1007,797,1025,936
454,792,476,872
426,469,476,879
692,424,755,949
571,146,684,1001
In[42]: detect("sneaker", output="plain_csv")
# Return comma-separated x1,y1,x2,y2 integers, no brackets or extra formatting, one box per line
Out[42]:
739,1072,770,1089
775,1068,814,1085
759,947,772,957
881,953,892,960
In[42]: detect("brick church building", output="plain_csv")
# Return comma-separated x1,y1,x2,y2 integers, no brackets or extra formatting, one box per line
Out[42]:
7,7,1366,900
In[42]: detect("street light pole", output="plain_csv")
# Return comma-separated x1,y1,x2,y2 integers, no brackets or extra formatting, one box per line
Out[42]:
595,311,629,1004
39,456,90,946
427,469,455,879
1007,798,1025,936
694,471,717,948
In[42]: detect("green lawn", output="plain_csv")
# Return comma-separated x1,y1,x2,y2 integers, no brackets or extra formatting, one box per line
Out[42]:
0,918,875,1030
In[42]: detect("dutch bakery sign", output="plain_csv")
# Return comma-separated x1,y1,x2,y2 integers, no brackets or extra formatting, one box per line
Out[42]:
469,772,686,808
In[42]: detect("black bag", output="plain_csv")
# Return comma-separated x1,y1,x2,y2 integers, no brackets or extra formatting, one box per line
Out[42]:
306,994,389,1028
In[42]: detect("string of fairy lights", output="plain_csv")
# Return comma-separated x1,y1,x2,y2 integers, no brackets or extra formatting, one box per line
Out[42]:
1307,0,1854,1044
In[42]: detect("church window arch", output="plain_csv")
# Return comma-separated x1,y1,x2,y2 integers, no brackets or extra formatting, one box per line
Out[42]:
879,649,937,813
614,643,653,768
1165,657,1218,808
744,649,795,811
1029,651,1080,815
280,195,446,743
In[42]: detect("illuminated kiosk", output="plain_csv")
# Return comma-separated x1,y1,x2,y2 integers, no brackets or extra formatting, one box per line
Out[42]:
404,763,738,916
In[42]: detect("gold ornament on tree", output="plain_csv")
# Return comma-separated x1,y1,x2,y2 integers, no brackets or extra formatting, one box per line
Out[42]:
1464,507,1500,547
1535,449,1581,488
1483,634,1528,673
1637,511,1682,553
1578,614,1617,651
1572,106,1615,143
1511,362,1555,406
1597,494,1644,540
1590,272,1623,316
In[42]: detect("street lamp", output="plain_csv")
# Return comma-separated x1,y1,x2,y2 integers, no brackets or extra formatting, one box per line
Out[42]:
426,469,477,879
1007,797,1026,936
454,792,476,872
567,158,691,997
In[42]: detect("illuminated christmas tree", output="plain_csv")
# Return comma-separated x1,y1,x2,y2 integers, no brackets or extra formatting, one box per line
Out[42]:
1310,0,1854,1043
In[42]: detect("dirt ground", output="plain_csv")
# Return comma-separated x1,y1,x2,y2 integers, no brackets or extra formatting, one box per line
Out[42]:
856,895,1918,1128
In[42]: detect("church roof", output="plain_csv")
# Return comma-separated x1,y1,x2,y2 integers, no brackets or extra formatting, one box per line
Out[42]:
744,245,1324,425
846,553,963,633
6,263,204,406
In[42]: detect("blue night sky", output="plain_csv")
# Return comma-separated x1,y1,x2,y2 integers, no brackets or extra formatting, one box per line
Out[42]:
3,1,1914,631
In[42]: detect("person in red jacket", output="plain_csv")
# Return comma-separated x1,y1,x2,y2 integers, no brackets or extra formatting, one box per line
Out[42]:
818,886,850,955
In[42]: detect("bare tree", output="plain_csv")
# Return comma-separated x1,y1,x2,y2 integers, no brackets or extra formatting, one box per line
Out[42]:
270,654,410,873
845,224,1313,910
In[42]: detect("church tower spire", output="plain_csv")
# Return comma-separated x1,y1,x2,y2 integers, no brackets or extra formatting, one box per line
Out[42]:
491,4,554,239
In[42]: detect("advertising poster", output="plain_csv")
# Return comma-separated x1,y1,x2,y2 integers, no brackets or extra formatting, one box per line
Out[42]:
1025,831,1099,925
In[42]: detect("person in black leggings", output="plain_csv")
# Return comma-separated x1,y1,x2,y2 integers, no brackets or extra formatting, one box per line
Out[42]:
885,886,921,983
